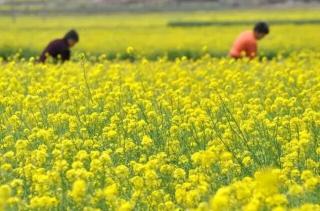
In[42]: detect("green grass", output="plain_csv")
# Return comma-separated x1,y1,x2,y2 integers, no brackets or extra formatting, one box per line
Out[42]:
168,19,320,27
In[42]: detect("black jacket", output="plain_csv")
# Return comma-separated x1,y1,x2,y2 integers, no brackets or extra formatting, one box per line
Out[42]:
40,39,70,63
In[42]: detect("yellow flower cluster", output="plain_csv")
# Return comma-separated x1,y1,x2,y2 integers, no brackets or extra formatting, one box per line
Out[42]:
0,52,320,210
205,168,320,211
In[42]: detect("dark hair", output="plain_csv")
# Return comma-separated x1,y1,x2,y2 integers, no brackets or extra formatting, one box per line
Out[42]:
254,22,270,34
64,29,79,42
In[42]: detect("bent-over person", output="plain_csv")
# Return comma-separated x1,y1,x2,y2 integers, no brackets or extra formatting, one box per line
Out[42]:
40,30,79,63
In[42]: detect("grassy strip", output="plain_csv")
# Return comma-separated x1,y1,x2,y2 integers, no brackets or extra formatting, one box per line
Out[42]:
168,19,320,27
0,48,294,62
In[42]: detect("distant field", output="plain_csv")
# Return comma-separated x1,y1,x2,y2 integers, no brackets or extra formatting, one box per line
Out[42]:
0,8,320,60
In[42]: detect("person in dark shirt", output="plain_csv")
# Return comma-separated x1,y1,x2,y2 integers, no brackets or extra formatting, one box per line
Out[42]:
40,30,79,63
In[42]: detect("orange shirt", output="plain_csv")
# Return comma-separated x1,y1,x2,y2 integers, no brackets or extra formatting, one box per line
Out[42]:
229,31,257,59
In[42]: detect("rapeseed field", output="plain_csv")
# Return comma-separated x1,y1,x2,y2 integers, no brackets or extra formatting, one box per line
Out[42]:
0,9,320,60
0,51,319,210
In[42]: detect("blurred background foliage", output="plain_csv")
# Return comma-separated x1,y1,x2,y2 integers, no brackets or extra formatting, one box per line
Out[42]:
0,1,319,61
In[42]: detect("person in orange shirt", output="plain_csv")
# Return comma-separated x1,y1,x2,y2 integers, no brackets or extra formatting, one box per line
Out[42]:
229,22,270,59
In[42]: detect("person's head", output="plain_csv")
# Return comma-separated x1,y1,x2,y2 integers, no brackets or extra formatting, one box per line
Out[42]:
64,29,79,47
253,22,270,40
